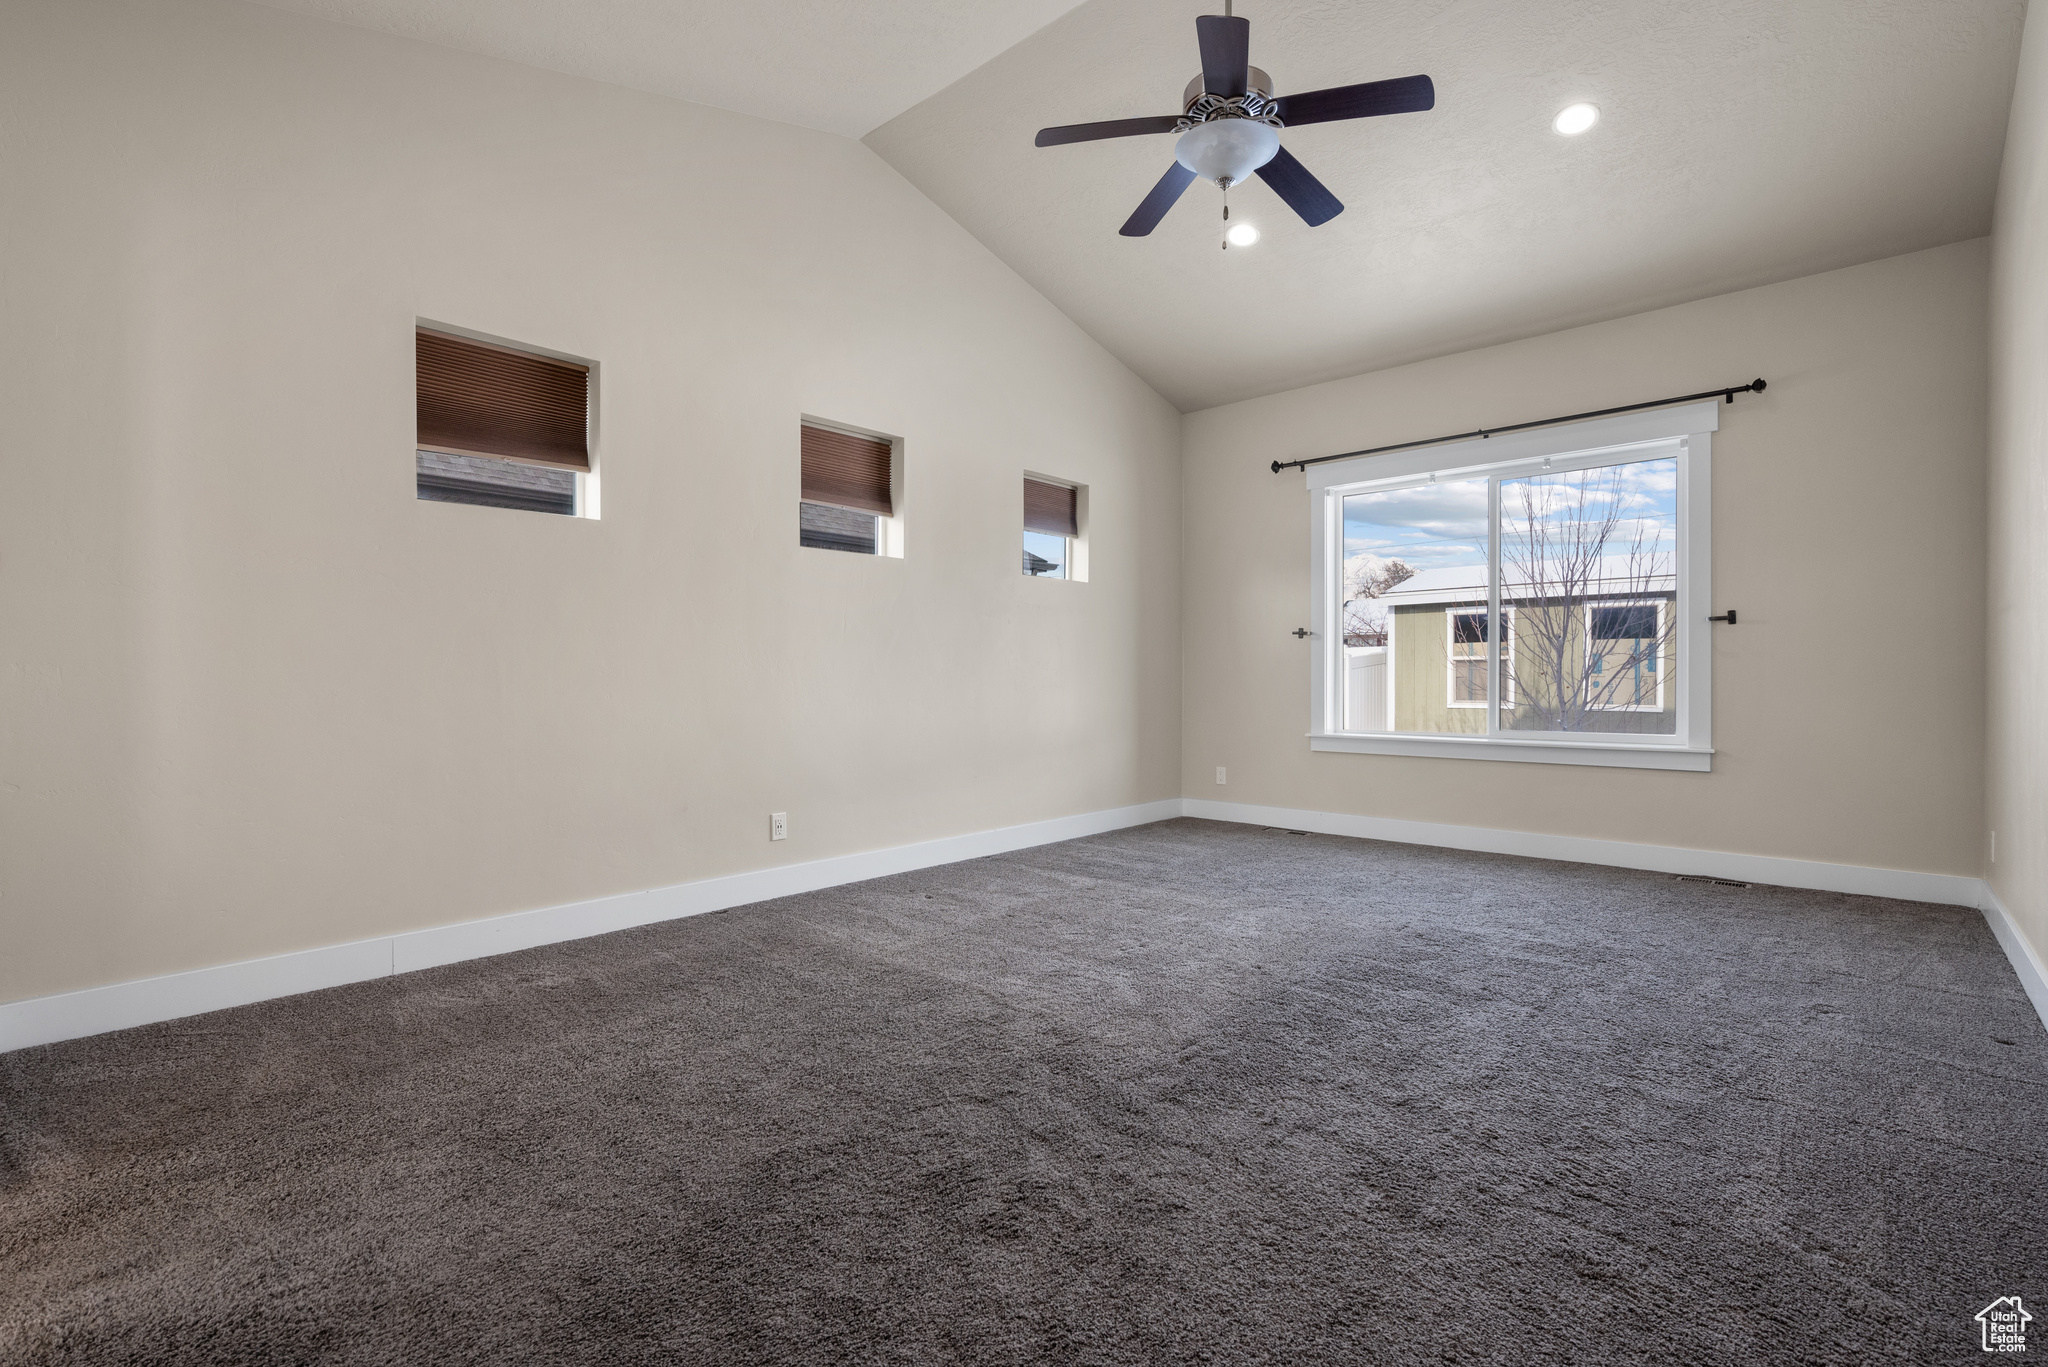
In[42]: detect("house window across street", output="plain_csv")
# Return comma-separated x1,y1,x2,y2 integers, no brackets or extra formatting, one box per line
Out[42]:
1587,602,1665,711
1447,609,1489,707
1305,401,1715,771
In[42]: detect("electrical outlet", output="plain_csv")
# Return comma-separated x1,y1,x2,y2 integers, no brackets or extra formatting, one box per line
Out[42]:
1991,830,1998,863
770,812,787,841
1216,767,1227,785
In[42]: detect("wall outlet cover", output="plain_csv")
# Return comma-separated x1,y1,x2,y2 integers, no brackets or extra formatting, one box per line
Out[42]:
771,812,788,841
1216,767,1227,784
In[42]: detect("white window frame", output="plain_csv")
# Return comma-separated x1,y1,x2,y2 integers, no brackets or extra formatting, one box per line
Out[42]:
1304,400,1715,771
1584,598,1668,712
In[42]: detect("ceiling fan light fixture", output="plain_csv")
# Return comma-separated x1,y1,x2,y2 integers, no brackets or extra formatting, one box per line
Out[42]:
1553,102,1599,136
1175,118,1280,187
1225,223,1260,247
1035,11,1436,238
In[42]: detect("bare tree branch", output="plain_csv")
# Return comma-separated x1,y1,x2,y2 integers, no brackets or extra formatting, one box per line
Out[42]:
1343,556,1414,646
1487,463,1677,733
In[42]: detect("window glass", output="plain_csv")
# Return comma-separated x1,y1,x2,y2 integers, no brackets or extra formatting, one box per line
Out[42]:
1340,476,1488,734
1023,529,1068,578
1499,456,1677,735
417,450,577,516
800,502,880,554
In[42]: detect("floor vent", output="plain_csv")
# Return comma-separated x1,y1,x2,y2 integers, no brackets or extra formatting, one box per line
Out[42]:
1674,874,1752,889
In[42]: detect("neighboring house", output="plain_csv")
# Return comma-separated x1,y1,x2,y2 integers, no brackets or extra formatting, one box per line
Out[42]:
1343,556,1677,735
417,449,577,515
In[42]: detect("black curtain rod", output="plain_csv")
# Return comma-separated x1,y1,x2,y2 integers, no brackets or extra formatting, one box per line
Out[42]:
1268,379,1768,474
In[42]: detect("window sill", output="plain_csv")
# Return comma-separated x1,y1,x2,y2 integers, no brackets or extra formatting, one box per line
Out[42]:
1307,732,1713,771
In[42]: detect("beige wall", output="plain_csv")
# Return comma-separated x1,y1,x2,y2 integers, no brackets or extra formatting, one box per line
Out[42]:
1989,7,2048,966
0,0,1183,1004
1183,241,1988,876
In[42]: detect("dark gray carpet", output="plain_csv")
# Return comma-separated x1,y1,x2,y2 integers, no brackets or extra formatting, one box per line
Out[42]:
3,818,2045,1366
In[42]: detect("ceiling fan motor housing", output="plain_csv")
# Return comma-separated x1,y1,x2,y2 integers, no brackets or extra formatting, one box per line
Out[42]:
1176,66,1283,187
1182,67,1274,109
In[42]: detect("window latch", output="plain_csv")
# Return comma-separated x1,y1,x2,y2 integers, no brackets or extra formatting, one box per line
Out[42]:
1292,627,1314,639
1708,610,1737,625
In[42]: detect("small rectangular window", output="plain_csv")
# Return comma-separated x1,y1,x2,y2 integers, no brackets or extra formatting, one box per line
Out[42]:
801,423,895,555
1591,604,1659,640
1586,601,1666,711
416,327,592,517
1023,477,1080,579
1447,608,1488,706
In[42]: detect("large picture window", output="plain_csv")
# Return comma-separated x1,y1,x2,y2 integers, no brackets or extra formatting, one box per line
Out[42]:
1307,402,1715,770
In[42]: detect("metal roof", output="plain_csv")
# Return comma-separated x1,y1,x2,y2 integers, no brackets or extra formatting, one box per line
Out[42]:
1366,556,1676,607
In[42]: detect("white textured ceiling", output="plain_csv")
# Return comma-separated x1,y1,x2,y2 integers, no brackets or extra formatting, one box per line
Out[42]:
868,0,2026,410
251,0,1090,137
254,0,2026,411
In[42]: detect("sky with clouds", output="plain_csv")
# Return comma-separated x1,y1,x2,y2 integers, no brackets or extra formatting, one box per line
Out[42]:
1343,456,1677,592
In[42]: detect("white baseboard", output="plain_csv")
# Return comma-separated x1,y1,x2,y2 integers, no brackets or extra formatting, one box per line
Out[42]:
2,936,400,1060
1181,799,1984,904
0,798,1182,1054
11,794,2046,1053
1979,885,2048,1032
1184,798,2048,1034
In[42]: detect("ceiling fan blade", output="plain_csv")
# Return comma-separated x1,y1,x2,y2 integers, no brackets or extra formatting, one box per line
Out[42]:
1195,14,1250,98
1274,74,1435,127
1034,115,1183,148
1120,162,1199,236
1255,146,1344,227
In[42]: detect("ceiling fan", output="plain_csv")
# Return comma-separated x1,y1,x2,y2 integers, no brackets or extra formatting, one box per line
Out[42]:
1034,4,1435,239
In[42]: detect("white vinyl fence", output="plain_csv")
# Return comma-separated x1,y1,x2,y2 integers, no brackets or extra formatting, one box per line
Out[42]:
1345,646,1389,733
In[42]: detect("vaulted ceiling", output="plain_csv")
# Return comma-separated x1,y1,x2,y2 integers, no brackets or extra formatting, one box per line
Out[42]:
251,0,1090,137
257,0,2026,412
870,0,2025,409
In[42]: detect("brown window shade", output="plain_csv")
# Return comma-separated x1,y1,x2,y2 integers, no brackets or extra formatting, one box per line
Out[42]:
800,424,893,516
417,328,590,471
1024,478,1078,537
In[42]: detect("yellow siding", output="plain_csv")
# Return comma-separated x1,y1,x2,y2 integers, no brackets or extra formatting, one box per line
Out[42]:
1394,597,1678,734
1392,605,1486,733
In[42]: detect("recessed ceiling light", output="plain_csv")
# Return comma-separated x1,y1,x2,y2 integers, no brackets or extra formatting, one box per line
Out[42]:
1225,223,1260,247
1553,103,1599,136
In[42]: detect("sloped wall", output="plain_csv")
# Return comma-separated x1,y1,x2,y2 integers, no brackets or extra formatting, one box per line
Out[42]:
0,0,1183,1004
